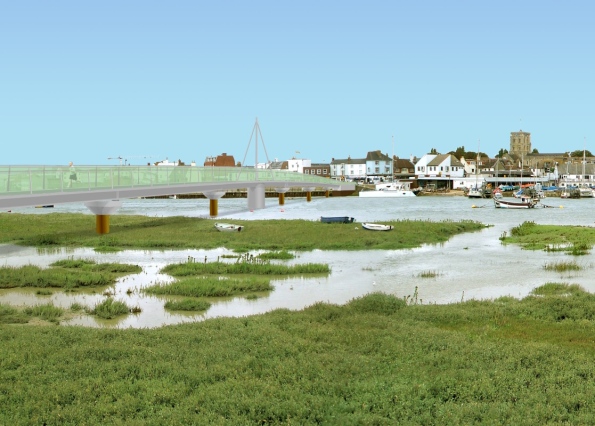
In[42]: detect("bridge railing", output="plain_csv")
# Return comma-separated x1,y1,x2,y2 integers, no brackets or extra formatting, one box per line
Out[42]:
0,165,335,195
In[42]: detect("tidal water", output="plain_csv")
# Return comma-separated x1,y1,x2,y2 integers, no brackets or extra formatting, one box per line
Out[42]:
1,195,594,328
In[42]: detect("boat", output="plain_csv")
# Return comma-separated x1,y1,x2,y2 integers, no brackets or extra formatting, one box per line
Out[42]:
494,195,538,209
358,182,416,198
362,222,394,231
214,222,244,232
35,205,54,208
320,216,355,223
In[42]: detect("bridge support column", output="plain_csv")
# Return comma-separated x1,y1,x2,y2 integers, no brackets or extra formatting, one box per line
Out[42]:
84,200,122,234
247,185,265,210
275,188,289,205
203,191,226,217
303,187,316,203
325,190,330,198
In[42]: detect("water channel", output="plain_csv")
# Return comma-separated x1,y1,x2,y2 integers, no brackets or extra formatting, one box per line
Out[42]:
1,195,594,328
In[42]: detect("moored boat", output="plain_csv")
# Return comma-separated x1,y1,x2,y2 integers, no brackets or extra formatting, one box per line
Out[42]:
494,196,537,209
214,222,244,232
362,222,394,231
320,216,355,223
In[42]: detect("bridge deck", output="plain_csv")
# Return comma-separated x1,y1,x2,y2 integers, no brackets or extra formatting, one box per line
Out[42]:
0,165,354,209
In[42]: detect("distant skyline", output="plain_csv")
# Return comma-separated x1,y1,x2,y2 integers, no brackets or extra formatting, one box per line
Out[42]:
2,1,594,166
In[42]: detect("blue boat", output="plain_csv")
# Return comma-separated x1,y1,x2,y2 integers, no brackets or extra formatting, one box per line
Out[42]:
320,216,355,224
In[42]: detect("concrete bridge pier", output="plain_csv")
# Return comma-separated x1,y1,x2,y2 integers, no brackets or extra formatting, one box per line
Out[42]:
303,187,316,202
247,184,265,210
203,191,226,217
84,200,122,234
275,188,290,205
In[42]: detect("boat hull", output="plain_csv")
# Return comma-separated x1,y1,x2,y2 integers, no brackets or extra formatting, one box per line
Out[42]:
320,216,355,223
362,222,394,231
214,223,243,232
494,198,536,209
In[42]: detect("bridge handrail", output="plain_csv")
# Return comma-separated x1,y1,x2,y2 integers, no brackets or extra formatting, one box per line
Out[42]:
0,165,335,195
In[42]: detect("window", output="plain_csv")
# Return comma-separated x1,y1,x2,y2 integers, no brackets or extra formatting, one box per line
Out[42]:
323,169,327,174
317,169,321,174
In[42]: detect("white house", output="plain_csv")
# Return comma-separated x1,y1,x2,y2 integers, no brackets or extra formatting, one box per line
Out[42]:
330,157,367,181
287,158,311,173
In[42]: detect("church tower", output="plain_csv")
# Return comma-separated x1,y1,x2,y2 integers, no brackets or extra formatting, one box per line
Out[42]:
510,130,531,156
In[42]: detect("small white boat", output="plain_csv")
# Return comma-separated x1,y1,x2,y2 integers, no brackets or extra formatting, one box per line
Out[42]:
494,196,537,209
362,222,394,231
214,223,244,232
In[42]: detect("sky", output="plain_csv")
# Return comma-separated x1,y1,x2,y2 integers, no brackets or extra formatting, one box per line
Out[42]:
2,0,594,166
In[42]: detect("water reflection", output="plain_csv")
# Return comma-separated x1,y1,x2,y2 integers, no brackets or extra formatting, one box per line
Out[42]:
2,196,595,328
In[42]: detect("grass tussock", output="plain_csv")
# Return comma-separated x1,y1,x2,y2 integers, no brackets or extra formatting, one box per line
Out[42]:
543,260,583,272
87,298,131,319
257,250,295,260
23,304,64,323
164,298,211,312
417,270,441,278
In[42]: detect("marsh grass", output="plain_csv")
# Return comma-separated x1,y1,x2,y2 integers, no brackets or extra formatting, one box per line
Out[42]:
258,250,295,260
0,260,141,289
0,214,486,251
417,270,441,278
35,289,53,296
144,276,273,297
8,289,595,423
503,222,595,255
0,303,29,324
164,298,211,312
543,260,582,272
23,303,64,323
87,298,131,319
161,261,329,276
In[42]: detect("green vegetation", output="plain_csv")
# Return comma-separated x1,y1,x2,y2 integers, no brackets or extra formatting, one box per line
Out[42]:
502,221,595,254
87,298,132,319
164,298,211,312
4,288,595,423
0,260,141,289
257,250,295,260
0,213,486,251
23,303,64,324
161,260,330,277
543,260,583,272
145,276,273,298
417,270,441,278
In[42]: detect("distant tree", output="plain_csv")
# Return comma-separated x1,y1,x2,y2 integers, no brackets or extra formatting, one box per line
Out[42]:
496,148,508,158
430,148,438,154
236,161,242,167
570,149,593,157
453,146,466,158
532,148,539,154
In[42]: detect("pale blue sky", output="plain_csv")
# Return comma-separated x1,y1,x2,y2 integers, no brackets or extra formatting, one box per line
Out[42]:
1,1,594,166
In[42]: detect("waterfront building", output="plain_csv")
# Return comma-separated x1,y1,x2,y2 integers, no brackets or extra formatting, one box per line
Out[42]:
330,156,366,181
365,150,393,182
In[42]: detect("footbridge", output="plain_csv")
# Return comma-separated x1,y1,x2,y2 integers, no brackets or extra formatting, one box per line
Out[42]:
0,165,355,233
